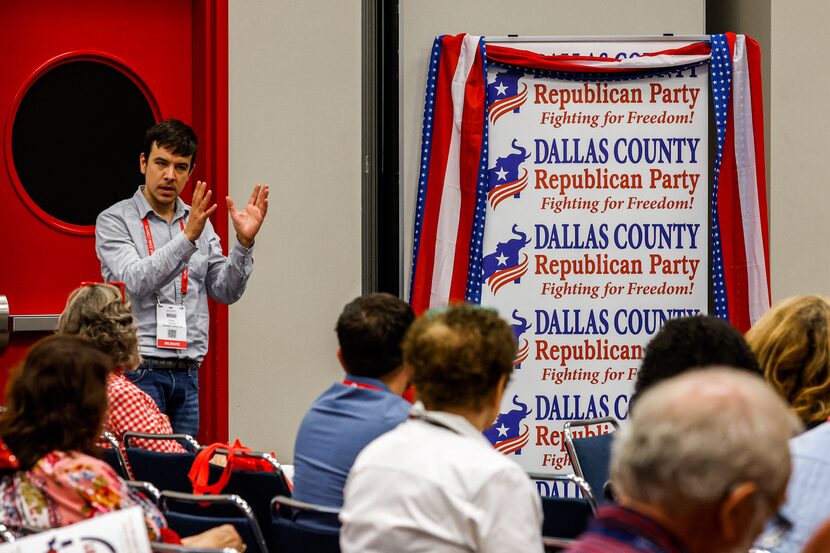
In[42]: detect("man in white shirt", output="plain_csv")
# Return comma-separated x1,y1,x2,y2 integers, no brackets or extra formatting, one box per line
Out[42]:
340,305,543,553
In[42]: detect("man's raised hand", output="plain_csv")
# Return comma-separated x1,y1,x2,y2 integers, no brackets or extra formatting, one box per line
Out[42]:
184,181,218,243
228,183,269,248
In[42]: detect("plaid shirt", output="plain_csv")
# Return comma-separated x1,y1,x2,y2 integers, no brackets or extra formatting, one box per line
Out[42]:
101,372,186,455
565,505,690,553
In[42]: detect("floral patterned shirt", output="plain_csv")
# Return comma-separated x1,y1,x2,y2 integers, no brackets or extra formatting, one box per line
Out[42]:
0,450,168,539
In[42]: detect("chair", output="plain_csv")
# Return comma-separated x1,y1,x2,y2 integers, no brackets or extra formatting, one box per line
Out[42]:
126,480,162,505
100,431,130,479
160,491,268,553
124,432,201,490
563,417,620,505
269,495,341,553
152,545,240,553
217,450,292,531
528,473,596,551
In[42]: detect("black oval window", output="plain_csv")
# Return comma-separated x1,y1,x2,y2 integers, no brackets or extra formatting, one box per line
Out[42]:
12,61,155,226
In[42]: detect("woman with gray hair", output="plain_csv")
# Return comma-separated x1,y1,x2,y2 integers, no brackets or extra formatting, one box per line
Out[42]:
58,282,185,453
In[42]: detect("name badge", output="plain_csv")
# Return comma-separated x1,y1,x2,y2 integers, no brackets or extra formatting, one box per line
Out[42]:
156,303,187,349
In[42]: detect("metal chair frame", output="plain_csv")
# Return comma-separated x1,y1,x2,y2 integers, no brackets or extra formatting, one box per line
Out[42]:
124,431,201,451
528,473,596,549
271,495,341,517
151,544,240,553
100,431,131,479
562,417,620,486
160,490,268,553
125,480,162,505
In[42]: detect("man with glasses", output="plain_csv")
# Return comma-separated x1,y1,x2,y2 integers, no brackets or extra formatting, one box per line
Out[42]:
565,368,800,553
95,119,269,436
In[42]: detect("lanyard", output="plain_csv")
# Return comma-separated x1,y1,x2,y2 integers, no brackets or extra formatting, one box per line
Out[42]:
342,379,382,391
142,217,189,298
408,413,460,434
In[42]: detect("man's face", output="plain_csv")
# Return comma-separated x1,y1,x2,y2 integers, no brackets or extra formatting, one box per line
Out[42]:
140,142,193,211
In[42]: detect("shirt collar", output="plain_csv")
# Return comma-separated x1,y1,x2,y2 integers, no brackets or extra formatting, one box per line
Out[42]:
592,504,691,553
408,402,491,444
342,374,393,393
133,186,190,222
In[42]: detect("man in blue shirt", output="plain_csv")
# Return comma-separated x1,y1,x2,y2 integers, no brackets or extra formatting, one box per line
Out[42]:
292,293,414,529
96,119,269,436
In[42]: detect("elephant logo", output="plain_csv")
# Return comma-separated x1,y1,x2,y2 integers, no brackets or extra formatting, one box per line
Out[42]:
481,225,531,295
487,68,528,124
488,139,531,209
484,395,532,455
511,309,531,370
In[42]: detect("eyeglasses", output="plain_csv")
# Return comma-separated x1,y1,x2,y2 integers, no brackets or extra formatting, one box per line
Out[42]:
79,281,127,304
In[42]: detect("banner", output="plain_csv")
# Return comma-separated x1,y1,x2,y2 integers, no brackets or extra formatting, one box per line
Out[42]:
481,40,708,493
409,33,770,496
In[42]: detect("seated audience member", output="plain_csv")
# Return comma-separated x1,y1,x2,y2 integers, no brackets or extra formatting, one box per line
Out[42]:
291,293,415,527
745,294,830,428
565,368,800,553
340,305,544,553
0,335,241,549
755,418,830,552
57,283,186,454
632,314,761,406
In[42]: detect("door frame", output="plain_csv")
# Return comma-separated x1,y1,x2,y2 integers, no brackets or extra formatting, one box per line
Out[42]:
192,0,229,444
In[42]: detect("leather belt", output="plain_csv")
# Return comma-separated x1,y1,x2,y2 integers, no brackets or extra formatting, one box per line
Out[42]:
139,357,198,371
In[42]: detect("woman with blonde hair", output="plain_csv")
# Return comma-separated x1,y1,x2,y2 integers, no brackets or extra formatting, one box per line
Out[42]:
746,294,830,428
58,282,185,452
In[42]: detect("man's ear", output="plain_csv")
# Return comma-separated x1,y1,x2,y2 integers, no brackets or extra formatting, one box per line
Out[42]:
139,152,147,175
718,481,758,543
336,348,347,372
187,162,196,176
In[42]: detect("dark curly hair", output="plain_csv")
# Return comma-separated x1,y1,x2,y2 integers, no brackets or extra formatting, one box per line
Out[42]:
403,305,515,411
0,335,112,472
336,293,415,378
633,315,761,406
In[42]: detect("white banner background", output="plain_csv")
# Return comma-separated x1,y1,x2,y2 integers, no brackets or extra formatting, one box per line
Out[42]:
480,41,709,498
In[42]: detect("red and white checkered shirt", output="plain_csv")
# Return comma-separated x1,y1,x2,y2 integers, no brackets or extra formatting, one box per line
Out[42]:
102,372,186,455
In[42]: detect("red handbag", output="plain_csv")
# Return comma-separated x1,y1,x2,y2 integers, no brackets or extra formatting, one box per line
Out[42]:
188,438,277,495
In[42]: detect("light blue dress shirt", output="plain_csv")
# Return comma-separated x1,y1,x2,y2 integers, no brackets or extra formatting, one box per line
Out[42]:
292,375,410,529
95,187,253,363
763,422,830,553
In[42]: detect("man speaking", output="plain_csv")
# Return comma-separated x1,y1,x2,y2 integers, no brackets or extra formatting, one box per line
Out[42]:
95,119,268,436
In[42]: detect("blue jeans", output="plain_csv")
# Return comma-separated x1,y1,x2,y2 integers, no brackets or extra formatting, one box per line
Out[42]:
124,366,200,437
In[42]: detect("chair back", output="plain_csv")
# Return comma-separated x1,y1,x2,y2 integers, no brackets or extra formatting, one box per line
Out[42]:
528,473,595,550
221,451,292,531
563,417,619,504
99,431,130,479
269,495,341,553
151,544,238,553
126,448,200,493
161,491,268,553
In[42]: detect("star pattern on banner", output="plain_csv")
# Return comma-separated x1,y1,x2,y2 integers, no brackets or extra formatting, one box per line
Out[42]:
468,55,710,304
410,37,442,298
709,34,731,320
465,42,490,304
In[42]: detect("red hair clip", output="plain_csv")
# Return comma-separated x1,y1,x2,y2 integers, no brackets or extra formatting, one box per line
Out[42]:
80,281,127,304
